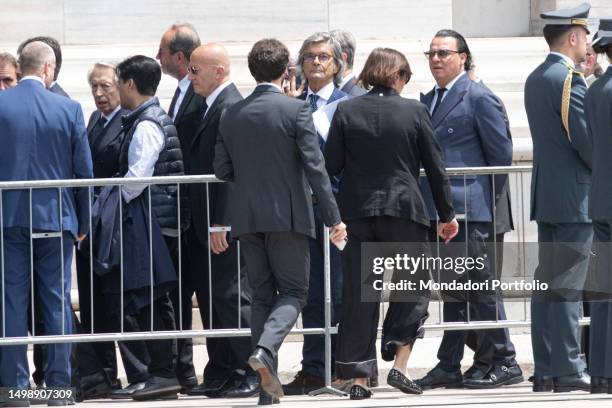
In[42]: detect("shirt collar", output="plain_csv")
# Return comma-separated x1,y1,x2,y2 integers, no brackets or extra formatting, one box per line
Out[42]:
101,105,122,125
258,82,283,92
549,52,576,68
435,71,465,92
339,72,356,89
20,75,46,87
205,80,233,109
306,81,335,102
178,75,190,93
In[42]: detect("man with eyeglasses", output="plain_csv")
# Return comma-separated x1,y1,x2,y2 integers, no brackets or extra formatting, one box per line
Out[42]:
281,31,348,396
417,29,521,391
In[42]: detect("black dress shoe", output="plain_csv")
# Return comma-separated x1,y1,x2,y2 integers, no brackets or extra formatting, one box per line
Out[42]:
110,378,122,390
369,376,379,388
248,347,283,399
186,377,230,397
463,364,524,389
257,391,280,405
553,372,590,393
224,372,261,398
282,370,325,395
178,376,198,394
80,371,112,400
591,376,609,394
109,381,147,399
533,376,553,392
387,368,422,395
349,384,372,400
415,366,463,390
463,365,489,381
131,376,181,400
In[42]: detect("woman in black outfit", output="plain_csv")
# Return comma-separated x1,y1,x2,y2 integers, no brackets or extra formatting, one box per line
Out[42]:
324,47,458,400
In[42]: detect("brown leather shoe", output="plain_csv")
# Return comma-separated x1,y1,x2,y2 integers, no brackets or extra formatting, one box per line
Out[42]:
282,371,325,395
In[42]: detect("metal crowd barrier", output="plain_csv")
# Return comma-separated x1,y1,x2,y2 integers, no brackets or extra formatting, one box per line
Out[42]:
0,165,590,394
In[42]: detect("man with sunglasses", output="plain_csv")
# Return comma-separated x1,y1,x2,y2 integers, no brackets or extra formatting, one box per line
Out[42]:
281,32,348,396
417,29,520,390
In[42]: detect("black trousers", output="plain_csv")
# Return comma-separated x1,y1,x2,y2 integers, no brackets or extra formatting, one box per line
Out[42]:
168,228,252,381
433,222,516,372
335,216,431,380
75,249,150,383
239,232,309,360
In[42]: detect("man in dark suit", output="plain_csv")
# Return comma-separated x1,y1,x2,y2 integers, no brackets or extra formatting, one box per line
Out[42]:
416,29,521,390
74,62,152,400
524,3,593,393
156,22,202,393
585,18,612,394
182,43,259,398
214,38,347,405
281,32,347,396
329,29,366,97
0,41,92,400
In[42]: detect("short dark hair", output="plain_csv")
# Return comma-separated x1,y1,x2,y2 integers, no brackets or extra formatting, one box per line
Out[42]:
168,23,201,60
248,39,290,83
433,29,472,72
116,55,161,96
358,47,412,90
542,25,574,47
17,36,62,80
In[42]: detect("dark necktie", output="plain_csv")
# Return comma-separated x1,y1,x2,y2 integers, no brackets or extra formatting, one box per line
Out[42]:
431,87,447,116
168,87,181,118
201,101,209,120
90,115,108,150
308,94,319,113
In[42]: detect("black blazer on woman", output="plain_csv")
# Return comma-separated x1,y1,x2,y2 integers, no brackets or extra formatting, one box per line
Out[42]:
324,85,454,226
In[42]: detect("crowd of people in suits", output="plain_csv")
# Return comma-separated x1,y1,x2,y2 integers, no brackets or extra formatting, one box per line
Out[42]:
1,1,612,405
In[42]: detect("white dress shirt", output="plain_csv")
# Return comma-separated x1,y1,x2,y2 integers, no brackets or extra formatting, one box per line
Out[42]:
429,71,466,114
306,82,336,110
172,75,191,121
20,76,45,86
339,72,356,90
204,80,233,119
122,119,165,203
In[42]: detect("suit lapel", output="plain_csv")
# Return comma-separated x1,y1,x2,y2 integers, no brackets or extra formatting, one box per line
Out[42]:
93,109,125,153
192,84,232,148
431,75,469,129
174,83,194,123
327,87,346,104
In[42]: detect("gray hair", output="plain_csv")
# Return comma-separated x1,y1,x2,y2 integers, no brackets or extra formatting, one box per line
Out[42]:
18,41,55,75
297,32,345,86
0,52,17,68
168,22,201,60
87,62,118,85
329,29,356,69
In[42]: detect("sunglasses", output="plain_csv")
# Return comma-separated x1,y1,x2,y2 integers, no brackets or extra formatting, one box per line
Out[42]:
188,64,221,75
424,49,460,59
303,53,332,63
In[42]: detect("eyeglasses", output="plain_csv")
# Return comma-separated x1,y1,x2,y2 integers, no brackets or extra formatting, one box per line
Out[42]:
188,64,221,75
424,49,460,59
303,53,332,63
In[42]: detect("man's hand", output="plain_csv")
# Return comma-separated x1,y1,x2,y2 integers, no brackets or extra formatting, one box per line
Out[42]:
76,234,87,242
437,218,459,244
283,74,305,98
330,222,347,245
210,224,229,255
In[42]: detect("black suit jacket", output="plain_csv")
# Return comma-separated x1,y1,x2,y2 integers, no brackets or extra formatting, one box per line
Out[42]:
189,83,242,243
173,83,205,169
214,84,341,239
324,86,454,226
87,109,128,178
341,76,366,97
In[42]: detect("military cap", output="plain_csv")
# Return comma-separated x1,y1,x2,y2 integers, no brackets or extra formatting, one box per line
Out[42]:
541,2,591,33
592,18,612,48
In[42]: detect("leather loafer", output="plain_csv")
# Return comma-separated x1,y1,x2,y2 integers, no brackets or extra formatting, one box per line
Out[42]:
257,390,280,405
282,370,324,395
131,376,181,400
463,365,488,381
80,371,112,400
533,376,553,392
178,376,198,394
463,364,524,389
415,366,463,390
387,368,422,395
591,376,608,394
349,384,372,400
553,372,590,393
186,377,230,397
223,372,261,398
248,347,283,399
110,381,146,399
